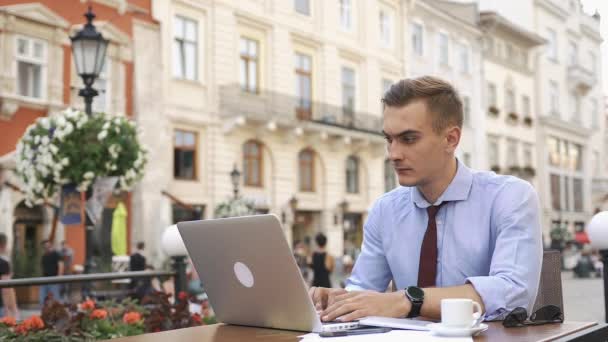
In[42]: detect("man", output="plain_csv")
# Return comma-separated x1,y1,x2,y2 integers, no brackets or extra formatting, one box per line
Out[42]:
129,242,148,299
0,233,18,318
59,241,73,299
40,240,64,305
310,76,542,322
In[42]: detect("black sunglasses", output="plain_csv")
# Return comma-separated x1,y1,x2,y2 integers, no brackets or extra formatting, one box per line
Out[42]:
502,305,564,328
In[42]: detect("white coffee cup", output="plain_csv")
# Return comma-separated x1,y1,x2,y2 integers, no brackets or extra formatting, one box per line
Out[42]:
440,299,482,328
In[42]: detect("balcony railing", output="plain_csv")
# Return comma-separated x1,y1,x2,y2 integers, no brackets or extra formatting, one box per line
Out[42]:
219,84,382,135
568,64,596,95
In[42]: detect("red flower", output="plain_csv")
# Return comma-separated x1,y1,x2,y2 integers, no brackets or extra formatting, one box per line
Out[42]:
14,324,28,335
191,313,202,325
0,317,16,326
178,291,188,301
81,299,96,311
122,311,142,324
23,316,44,330
90,309,108,320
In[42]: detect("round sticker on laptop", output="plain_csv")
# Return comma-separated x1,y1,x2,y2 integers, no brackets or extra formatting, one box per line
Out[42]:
233,262,254,288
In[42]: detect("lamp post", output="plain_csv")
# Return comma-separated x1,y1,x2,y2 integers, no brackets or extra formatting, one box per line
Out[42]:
70,6,108,116
587,211,608,323
230,164,241,199
161,225,188,299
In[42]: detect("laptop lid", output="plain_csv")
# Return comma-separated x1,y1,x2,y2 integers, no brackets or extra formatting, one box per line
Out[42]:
177,214,325,332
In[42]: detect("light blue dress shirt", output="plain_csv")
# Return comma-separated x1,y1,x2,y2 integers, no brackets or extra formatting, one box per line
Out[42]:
345,160,543,320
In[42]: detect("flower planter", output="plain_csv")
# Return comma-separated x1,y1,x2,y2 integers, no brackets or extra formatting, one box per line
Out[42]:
507,112,519,122
490,165,501,173
524,117,533,126
488,106,500,117
523,166,536,177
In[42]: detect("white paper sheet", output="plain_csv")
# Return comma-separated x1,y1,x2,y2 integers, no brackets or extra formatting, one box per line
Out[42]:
299,330,473,342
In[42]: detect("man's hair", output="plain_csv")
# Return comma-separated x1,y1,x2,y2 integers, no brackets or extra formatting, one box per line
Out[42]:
0,233,6,247
381,76,463,133
137,241,145,250
315,233,327,247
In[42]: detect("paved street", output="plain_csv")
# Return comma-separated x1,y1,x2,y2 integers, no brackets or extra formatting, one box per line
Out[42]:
562,271,605,323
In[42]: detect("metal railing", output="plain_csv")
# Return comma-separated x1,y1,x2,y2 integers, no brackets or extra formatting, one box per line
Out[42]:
0,270,175,288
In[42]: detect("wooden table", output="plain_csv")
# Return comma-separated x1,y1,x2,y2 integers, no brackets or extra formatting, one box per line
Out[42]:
111,321,607,342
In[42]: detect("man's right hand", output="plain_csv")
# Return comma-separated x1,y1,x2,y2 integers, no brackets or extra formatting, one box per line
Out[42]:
308,286,348,311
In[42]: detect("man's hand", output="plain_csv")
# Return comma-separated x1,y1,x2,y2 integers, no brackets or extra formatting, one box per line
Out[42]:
308,287,347,311
320,290,411,322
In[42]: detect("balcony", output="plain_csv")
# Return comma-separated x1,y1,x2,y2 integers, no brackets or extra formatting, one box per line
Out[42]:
593,178,608,196
567,64,596,95
218,84,383,137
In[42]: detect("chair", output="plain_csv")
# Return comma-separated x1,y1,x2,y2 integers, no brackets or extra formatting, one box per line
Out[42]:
532,250,564,318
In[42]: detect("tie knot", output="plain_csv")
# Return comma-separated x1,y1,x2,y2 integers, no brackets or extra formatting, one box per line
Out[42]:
426,203,443,218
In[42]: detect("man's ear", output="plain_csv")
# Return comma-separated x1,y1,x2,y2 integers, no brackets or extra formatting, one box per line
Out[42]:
444,126,461,153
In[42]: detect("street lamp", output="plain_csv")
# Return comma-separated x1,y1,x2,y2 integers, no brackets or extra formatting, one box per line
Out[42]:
161,225,188,299
70,6,108,116
230,164,241,199
588,211,608,323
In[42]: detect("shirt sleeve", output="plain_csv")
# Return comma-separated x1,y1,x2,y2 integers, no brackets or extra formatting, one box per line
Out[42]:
466,180,543,320
0,259,9,277
345,199,393,292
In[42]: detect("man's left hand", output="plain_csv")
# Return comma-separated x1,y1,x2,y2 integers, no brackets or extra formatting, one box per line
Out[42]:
320,290,410,322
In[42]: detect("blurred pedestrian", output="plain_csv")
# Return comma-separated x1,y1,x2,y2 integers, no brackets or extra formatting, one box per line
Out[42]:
129,242,147,299
0,233,18,319
309,233,334,288
40,240,64,305
293,240,310,285
59,241,73,300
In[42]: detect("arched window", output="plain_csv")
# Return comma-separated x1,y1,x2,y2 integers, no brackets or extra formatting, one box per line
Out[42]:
384,158,396,192
299,149,315,192
346,155,359,194
243,140,263,187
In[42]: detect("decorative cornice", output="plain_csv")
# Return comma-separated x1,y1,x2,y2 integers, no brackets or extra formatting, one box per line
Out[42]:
0,3,69,29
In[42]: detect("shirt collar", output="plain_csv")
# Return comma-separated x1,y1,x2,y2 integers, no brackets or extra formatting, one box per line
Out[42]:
411,159,473,209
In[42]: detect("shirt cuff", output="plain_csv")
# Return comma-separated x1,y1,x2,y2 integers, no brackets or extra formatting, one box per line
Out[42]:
465,276,511,320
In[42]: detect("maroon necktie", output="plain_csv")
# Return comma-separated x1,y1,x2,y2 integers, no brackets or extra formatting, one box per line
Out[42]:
417,204,444,287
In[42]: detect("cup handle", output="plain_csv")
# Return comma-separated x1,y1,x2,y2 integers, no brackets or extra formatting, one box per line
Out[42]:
472,301,482,319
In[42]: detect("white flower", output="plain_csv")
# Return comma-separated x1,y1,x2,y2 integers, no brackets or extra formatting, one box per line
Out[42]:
83,171,95,179
56,116,67,127
61,158,69,166
103,122,111,130
97,130,108,141
41,136,50,145
48,144,59,154
40,117,50,129
34,135,40,144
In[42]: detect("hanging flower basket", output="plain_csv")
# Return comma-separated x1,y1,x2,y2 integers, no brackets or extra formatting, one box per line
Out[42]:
15,108,147,206
488,106,500,116
214,197,256,218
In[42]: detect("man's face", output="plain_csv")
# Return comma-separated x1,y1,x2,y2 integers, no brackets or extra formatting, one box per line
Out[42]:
382,99,459,188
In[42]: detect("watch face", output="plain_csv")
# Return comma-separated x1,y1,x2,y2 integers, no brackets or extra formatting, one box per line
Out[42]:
407,286,424,300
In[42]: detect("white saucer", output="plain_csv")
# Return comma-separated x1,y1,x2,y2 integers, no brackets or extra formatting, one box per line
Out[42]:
428,323,489,337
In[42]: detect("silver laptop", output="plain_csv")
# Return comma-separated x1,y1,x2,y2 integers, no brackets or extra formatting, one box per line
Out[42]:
177,214,360,333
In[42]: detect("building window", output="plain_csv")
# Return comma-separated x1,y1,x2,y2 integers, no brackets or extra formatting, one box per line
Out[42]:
507,139,518,167
299,149,315,192
340,0,352,31
90,59,110,113
462,96,471,126
411,23,423,56
522,95,530,118
550,174,561,210
384,158,396,192
295,0,310,15
505,88,515,114
589,51,597,73
524,144,533,167
295,52,312,119
379,9,392,48
438,32,449,66
346,155,359,194
173,16,198,81
488,136,499,168
240,37,259,93
16,36,46,99
174,130,197,180
568,41,578,66
342,67,356,117
573,178,583,212
487,82,496,107
547,28,558,61
549,81,559,115
570,92,580,122
243,140,263,187
458,43,470,74
593,150,600,176
591,98,598,127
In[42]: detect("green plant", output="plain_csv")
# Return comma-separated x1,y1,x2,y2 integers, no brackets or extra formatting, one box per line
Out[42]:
214,197,256,218
15,108,147,206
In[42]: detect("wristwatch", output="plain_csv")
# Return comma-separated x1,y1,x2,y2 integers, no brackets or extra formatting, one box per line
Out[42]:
404,286,425,318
